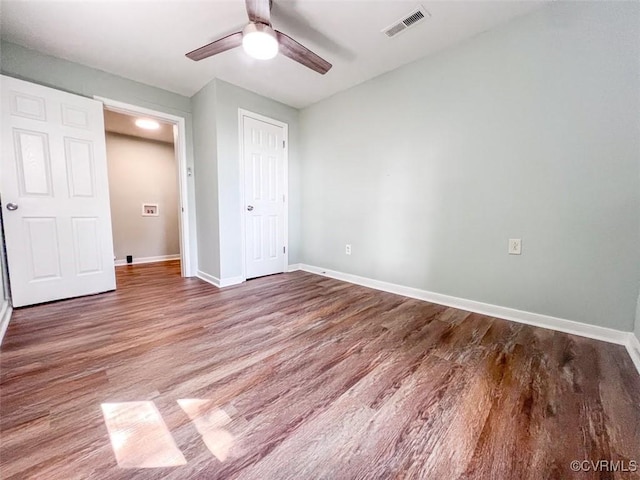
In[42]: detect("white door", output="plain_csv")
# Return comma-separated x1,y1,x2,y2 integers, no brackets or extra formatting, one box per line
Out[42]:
1,75,116,307
242,114,287,279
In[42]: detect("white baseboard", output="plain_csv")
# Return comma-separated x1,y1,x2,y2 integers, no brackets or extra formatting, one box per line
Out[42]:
197,270,221,288
287,263,301,272
627,334,640,374
196,271,244,289
115,254,180,267
0,300,13,346
297,264,632,347
220,276,244,288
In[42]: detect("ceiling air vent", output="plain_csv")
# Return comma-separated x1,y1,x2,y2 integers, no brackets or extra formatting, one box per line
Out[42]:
382,6,430,38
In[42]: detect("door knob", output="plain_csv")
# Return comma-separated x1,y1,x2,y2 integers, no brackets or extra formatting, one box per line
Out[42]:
247,205,254,211
6,203,18,211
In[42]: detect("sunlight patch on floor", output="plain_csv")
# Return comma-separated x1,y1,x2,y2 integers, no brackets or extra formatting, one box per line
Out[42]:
101,401,187,468
178,398,235,462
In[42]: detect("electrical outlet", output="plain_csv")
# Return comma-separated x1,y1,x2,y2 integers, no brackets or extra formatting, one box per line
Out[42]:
345,244,352,255
508,238,522,255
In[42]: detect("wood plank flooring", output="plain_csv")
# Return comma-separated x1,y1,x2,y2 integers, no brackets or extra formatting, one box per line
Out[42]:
1,261,639,479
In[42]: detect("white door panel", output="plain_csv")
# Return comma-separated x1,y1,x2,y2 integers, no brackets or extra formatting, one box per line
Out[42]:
1,75,116,307
65,138,96,197
243,115,286,279
71,217,102,275
24,217,61,280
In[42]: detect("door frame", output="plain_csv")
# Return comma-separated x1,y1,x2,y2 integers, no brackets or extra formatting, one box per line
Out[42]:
238,109,289,281
95,96,193,278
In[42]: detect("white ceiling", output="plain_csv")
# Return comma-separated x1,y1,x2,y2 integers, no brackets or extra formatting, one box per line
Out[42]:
104,109,175,143
0,0,546,109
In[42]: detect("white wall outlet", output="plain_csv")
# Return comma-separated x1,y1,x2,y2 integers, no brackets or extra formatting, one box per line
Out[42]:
345,244,352,255
508,238,522,255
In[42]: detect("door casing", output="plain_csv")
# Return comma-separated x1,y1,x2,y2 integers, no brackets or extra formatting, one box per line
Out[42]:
238,109,289,281
96,96,194,278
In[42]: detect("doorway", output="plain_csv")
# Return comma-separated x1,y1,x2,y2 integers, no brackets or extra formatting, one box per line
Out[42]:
103,109,181,273
98,97,192,278
239,109,289,280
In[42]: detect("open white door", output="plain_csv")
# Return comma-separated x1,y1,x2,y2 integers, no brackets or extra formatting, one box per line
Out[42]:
242,113,287,279
1,75,116,307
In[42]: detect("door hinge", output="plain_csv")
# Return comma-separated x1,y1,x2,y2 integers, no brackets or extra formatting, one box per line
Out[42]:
283,246,286,254
283,194,286,203
282,140,285,148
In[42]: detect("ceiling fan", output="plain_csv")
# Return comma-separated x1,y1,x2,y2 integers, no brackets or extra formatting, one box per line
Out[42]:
186,0,332,75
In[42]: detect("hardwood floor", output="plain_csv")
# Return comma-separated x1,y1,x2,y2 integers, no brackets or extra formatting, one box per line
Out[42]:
1,261,639,479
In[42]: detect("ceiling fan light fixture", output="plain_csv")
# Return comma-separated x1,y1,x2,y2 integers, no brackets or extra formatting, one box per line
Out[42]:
242,23,279,60
135,118,160,130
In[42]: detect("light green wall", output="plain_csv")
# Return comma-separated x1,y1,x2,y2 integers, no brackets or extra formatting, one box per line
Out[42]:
636,296,640,341
299,2,640,331
191,81,221,279
0,41,199,272
635,301,640,341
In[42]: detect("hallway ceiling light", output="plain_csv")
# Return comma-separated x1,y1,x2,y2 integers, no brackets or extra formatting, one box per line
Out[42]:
135,118,160,130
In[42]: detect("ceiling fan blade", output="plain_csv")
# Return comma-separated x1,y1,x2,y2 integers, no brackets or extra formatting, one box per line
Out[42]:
245,0,271,25
186,32,243,61
275,31,332,75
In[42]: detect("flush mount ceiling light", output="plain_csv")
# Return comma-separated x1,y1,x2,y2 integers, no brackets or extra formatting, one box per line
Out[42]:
242,23,279,60
135,118,160,130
